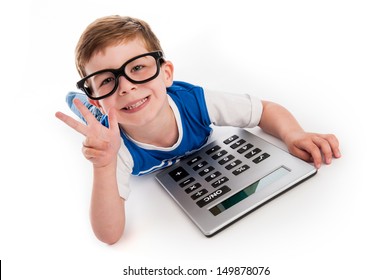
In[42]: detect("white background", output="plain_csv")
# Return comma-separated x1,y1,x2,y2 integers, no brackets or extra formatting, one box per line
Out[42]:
1,0,390,279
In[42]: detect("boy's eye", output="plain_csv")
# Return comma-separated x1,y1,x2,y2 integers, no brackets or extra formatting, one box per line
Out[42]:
100,77,115,87
131,65,145,72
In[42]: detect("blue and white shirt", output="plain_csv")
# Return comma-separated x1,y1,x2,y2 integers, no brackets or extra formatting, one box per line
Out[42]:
66,81,263,199
102,81,212,176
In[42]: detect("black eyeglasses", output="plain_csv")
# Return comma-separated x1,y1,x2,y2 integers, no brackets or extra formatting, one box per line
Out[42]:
76,51,164,100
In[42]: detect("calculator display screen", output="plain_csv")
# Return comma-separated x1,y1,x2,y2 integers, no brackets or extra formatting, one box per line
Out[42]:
209,166,290,216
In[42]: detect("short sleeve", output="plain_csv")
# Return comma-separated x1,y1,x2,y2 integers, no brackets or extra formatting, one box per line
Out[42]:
204,89,263,128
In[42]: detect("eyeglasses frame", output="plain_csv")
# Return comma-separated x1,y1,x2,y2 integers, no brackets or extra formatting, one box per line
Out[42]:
76,51,165,100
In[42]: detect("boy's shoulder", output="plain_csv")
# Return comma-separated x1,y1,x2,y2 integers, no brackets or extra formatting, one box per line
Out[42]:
168,81,203,93
167,81,207,106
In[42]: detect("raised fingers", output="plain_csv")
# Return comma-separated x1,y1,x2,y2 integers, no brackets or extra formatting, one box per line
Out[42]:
56,98,106,137
55,111,89,136
73,98,101,126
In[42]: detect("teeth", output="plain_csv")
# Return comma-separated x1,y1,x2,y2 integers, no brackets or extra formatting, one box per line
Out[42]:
125,98,147,110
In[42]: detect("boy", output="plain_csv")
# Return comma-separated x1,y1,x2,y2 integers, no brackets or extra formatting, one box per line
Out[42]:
55,15,341,245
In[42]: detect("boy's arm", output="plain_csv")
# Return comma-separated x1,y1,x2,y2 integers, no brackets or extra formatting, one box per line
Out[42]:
90,162,125,245
56,99,125,244
259,101,341,169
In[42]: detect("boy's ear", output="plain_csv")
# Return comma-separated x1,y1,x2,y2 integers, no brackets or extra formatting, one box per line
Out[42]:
162,60,174,87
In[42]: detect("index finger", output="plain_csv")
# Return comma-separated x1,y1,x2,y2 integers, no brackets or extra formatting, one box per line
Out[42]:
55,111,89,136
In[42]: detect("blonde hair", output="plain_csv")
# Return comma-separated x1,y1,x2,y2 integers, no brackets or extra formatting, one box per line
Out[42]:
75,15,163,77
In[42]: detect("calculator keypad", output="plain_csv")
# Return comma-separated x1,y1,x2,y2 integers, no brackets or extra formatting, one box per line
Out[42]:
169,134,271,208
168,167,189,182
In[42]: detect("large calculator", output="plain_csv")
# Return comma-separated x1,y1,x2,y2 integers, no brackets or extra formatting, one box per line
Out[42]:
156,128,317,236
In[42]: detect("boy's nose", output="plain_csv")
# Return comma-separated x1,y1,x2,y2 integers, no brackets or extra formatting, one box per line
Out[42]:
117,75,137,96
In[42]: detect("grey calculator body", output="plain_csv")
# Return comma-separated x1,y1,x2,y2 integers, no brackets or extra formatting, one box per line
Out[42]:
156,129,317,236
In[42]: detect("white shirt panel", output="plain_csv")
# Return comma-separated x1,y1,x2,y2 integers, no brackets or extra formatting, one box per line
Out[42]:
204,89,263,128
116,139,133,200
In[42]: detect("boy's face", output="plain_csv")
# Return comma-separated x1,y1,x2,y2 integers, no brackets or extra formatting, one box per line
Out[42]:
84,38,174,129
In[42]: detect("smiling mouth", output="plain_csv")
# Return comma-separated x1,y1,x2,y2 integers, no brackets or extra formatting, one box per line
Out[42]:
122,97,149,111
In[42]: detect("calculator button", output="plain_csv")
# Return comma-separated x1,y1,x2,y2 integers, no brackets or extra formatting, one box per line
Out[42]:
211,176,229,188
230,139,246,149
253,153,270,164
196,185,231,208
245,148,262,158
212,150,227,160
205,171,222,182
225,159,242,170
187,156,202,165
185,183,201,194
199,166,215,177
206,145,221,155
218,155,234,165
223,135,239,144
168,167,189,182
237,144,254,154
179,177,195,188
191,189,208,200
193,161,208,171
232,164,250,176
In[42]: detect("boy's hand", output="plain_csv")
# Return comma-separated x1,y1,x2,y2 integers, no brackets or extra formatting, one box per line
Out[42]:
284,131,341,169
55,99,121,168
